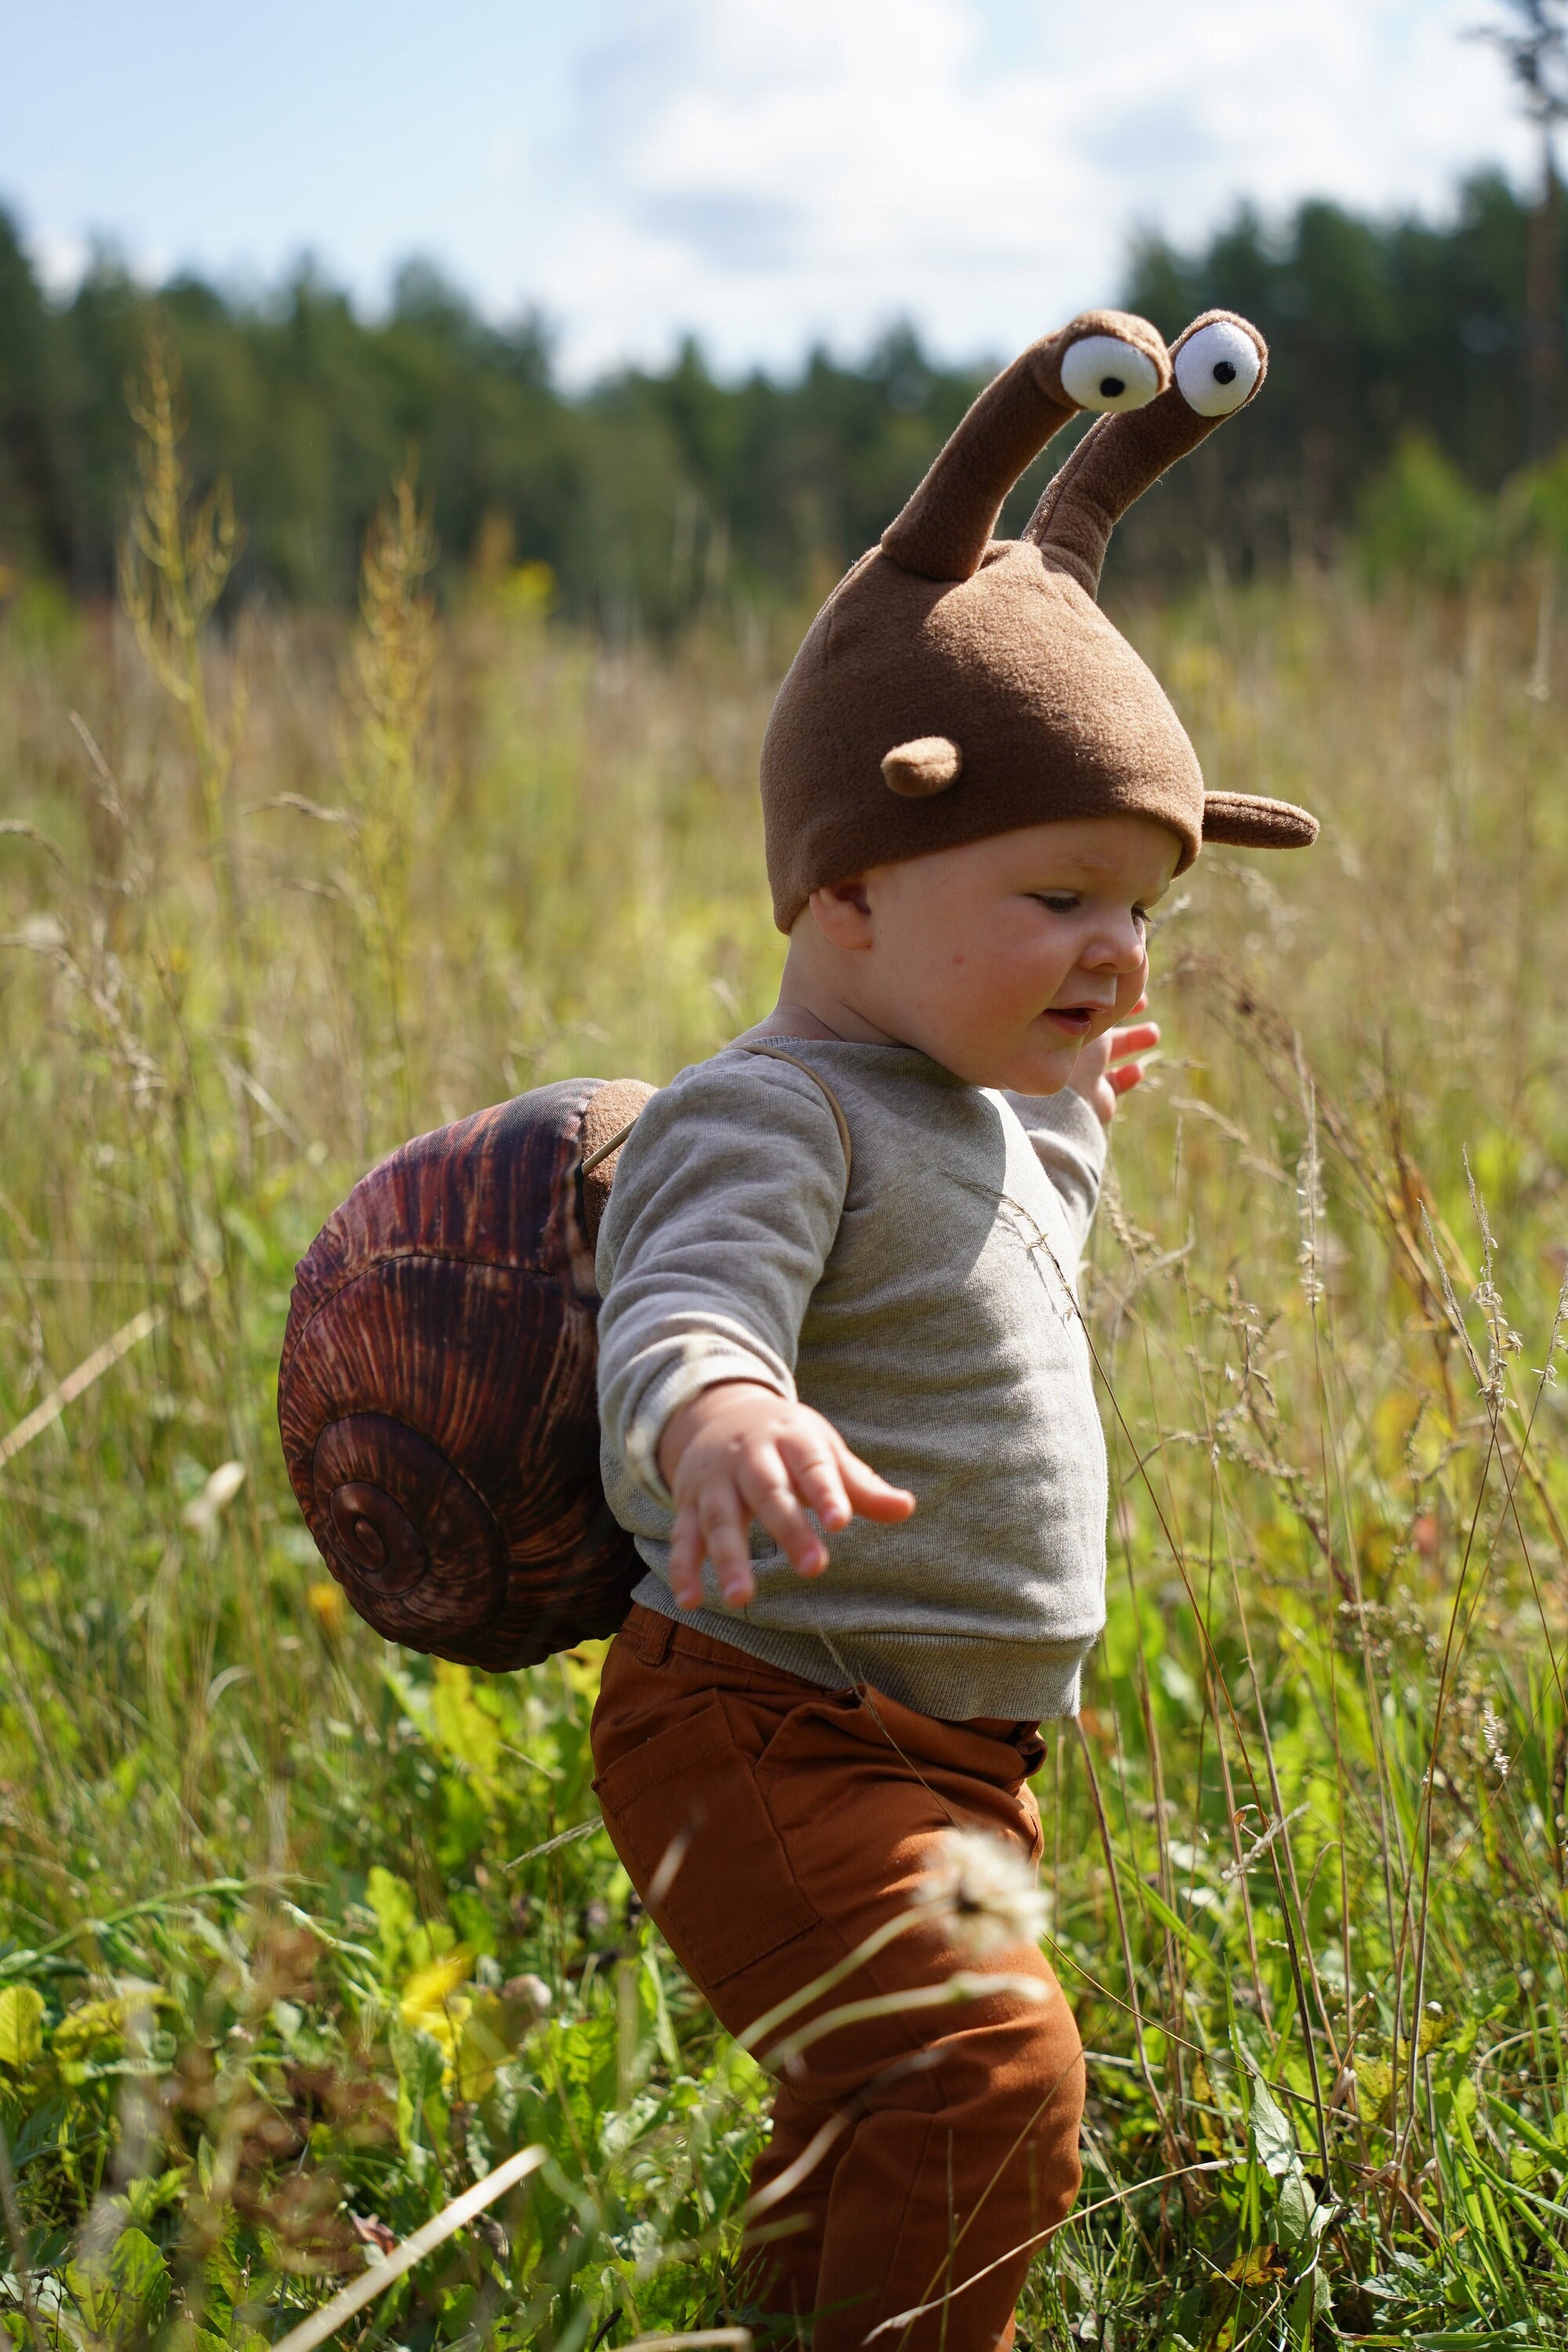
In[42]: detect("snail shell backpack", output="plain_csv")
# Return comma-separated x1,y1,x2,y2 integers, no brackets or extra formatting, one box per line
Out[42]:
276,1080,656,1668
276,1051,839,1668
278,303,1315,1673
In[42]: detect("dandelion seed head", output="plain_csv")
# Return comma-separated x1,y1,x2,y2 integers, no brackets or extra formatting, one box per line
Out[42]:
914,1828,1051,1958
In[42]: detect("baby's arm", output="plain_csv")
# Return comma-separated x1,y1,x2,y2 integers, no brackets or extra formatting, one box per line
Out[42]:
658,1384,913,1610
597,1055,912,1611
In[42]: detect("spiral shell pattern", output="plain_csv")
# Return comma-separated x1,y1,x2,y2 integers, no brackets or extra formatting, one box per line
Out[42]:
277,1077,654,1670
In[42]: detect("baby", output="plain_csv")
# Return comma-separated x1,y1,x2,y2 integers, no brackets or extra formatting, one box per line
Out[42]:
589,308,1316,2350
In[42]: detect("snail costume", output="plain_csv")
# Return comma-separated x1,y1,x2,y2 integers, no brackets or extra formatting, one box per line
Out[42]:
279,307,1316,2352
278,304,1315,1679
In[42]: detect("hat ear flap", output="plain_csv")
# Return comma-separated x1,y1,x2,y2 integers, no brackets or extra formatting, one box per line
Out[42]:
1023,312,1266,598
880,312,1171,585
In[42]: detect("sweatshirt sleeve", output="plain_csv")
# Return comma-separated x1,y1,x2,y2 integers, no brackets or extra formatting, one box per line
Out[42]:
1003,1085,1108,1258
595,1054,849,1507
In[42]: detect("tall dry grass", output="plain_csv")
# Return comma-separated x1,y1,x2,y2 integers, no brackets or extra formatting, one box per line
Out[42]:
2,388,1568,2347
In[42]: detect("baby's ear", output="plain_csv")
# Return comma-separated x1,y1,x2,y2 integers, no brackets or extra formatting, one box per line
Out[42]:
808,875,874,945
1025,311,1267,599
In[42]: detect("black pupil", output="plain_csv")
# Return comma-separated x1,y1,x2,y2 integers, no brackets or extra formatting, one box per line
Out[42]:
1099,375,1125,397
1214,360,1238,384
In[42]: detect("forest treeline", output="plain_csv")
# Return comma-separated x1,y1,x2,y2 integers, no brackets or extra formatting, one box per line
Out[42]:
0,169,1561,624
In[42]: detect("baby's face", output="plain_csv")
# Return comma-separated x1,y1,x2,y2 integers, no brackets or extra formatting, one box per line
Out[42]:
815,814,1180,1094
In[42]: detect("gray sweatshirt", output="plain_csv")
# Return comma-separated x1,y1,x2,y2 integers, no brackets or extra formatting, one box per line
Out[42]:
595,1040,1109,1722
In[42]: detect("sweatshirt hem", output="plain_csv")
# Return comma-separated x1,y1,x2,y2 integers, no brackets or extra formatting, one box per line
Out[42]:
627,1572,1098,1722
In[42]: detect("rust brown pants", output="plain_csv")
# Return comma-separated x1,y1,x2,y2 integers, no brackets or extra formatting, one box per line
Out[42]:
590,1606,1085,2351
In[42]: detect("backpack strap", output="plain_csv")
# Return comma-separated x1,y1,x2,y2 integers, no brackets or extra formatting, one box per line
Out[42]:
581,1112,641,1177
740,1044,852,1185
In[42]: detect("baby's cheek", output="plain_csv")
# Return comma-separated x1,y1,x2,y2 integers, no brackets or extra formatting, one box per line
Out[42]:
1120,948,1151,1012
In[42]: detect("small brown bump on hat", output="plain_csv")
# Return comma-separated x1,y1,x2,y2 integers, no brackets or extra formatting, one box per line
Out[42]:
882,737,964,797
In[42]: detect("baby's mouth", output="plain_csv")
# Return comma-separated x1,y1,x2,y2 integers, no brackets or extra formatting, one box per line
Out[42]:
1044,1005,1098,1036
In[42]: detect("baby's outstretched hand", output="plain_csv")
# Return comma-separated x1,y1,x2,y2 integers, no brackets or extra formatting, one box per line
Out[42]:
1070,998,1160,1127
657,1382,916,1611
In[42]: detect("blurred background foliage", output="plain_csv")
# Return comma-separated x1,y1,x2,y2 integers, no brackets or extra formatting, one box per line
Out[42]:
10,169,1568,630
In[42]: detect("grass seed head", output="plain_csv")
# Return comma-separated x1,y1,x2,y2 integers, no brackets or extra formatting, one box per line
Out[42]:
914,1828,1051,1958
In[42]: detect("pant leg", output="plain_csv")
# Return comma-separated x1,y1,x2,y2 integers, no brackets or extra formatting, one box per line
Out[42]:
590,1608,1084,2352
744,2074,854,2346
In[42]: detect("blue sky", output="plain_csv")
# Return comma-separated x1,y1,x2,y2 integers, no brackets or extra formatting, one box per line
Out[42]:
3,0,1536,379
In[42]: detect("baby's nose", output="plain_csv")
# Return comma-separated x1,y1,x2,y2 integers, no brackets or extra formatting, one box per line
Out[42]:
1083,917,1148,973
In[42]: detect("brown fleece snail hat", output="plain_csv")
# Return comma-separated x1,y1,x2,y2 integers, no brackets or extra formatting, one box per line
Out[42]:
760,308,1318,931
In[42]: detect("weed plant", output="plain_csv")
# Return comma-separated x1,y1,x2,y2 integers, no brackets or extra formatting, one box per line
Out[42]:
2,383,1568,2350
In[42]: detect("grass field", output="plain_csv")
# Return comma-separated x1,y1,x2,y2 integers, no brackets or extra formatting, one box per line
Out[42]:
4,390,1568,2350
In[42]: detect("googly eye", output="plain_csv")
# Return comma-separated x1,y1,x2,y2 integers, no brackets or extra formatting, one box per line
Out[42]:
1059,335,1163,413
1174,318,1261,417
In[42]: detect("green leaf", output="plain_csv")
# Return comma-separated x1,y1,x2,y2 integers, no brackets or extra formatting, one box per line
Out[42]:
1130,1877,1215,1970
124,2166,189,2226
389,2010,448,2160
430,1659,503,1792
67,2225,171,2337
1276,2162,1317,2254
0,1985,44,2068
1356,2056,1394,2115
1244,2067,1298,2180
111,2226,171,2321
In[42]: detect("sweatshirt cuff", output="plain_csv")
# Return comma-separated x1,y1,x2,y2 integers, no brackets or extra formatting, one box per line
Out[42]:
621,1335,796,1507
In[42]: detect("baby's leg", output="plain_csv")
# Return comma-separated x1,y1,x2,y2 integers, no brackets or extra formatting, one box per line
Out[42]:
744,2075,852,2342
590,1607,1084,2351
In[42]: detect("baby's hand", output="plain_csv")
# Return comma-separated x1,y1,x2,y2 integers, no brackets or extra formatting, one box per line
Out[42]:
1070,998,1160,1127
657,1381,916,1610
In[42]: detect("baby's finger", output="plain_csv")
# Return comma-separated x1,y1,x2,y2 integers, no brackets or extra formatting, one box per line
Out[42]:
832,1435,916,1524
1106,1021,1160,1063
739,1449,829,1577
667,1504,708,1610
1109,1061,1144,1096
776,1431,853,1534
698,1483,757,1607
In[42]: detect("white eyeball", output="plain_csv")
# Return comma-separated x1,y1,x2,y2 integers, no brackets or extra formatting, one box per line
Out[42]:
1174,319,1261,417
1059,335,1163,413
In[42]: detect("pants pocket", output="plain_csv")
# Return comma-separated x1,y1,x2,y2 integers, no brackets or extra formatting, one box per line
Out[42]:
593,1690,819,1987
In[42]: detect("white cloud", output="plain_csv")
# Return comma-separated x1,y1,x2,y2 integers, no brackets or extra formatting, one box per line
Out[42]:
532,0,1534,377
